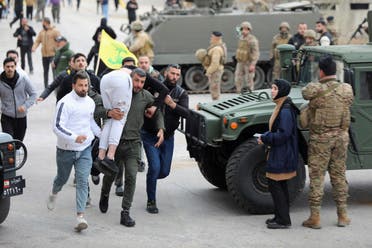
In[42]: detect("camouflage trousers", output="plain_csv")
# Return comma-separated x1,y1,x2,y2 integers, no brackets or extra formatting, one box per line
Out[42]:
208,69,223,100
272,59,281,80
307,131,349,211
234,62,255,93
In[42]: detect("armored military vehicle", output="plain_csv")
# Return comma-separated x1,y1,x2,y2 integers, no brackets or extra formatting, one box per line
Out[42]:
0,133,27,224
181,10,372,214
123,0,321,92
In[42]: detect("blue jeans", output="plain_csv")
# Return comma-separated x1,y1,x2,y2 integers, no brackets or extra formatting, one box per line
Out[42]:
52,146,92,213
101,3,108,19
141,130,174,201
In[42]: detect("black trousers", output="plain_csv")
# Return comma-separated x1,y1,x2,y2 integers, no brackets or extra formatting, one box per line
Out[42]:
26,6,33,19
20,46,33,72
42,56,54,88
1,114,27,142
10,10,23,27
268,178,291,225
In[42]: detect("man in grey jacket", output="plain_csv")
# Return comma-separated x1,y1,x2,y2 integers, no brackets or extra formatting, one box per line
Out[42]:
0,57,36,141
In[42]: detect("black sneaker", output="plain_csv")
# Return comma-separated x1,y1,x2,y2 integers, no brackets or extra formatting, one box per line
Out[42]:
146,200,159,214
115,185,124,197
91,175,100,185
267,221,291,229
265,217,276,225
99,193,109,213
138,161,146,172
120,209,135,227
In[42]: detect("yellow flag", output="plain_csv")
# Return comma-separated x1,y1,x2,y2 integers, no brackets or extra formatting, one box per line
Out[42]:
98,30,137,69
119,0,126,9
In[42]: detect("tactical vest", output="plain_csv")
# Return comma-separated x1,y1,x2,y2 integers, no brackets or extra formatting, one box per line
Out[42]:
236,39,250,63
318,32,334,46
204,43,226,67
310,81,350,134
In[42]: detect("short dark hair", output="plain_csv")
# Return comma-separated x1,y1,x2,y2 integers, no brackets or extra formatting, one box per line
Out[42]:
122,57,136,66
72,53,86,62
319,55,336,76
316,20,326,26
166,63,181,71
131,68,146,78
72,70,89,84
43,17,51,24
3,57,16,66
6,49,18,58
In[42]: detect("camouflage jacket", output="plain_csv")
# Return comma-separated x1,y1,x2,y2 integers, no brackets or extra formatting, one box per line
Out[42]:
129,31,154,60
235,34,259,64
270,33,292,60
206,41,226,76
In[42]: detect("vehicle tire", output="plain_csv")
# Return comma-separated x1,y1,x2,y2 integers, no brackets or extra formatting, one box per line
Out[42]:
254,66,265,90
197,147,227,189
266,67,273,85
184,66,209,91
0,197,10,224
225,138,305,214
221,65,235,92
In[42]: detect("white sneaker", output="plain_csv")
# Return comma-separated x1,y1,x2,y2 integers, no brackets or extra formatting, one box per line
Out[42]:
75,215,88,232
47,193,57,210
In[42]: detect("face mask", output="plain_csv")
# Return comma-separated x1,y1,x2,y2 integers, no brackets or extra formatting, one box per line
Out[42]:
280,31,288,38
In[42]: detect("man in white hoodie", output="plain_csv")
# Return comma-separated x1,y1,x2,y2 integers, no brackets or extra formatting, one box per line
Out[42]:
47,70,101,232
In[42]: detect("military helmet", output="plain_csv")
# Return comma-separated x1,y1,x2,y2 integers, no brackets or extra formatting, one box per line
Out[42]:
279,21,290,31
240,21,252,31
304,29,316,39
195,49,207,62
131,20,143,31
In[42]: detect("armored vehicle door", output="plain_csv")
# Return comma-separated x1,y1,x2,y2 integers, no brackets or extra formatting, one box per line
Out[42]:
346,66,372,169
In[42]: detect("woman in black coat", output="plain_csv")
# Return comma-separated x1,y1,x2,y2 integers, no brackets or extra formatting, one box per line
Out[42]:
258,79,299,229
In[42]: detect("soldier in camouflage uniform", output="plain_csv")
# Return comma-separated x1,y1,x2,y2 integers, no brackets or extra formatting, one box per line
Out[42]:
129,21,155,61
204,31,226,100
234,21,260,93
271,22,292,80
302,55,354,229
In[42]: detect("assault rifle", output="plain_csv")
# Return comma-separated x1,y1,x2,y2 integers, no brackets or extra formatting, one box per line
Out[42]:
348,18,367,44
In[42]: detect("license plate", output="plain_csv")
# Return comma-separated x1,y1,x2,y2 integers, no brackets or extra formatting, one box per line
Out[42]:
3,176,26,197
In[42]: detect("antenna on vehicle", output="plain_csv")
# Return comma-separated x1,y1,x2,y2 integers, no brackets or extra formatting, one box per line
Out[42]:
368,11,372,44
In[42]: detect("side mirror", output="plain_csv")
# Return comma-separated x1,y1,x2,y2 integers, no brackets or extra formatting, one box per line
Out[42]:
344,68,355,95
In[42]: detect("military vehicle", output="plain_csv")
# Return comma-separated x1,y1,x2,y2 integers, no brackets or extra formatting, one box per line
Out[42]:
181,9,372,214
123,0,321,92
0,133,27,224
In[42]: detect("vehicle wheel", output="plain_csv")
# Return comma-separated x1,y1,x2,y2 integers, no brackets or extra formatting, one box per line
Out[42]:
184,66,209,91
266,67,273,85
221,65,235,92
254,66,265,90
197,147,227,189
0,197,10,224
225,138,305,214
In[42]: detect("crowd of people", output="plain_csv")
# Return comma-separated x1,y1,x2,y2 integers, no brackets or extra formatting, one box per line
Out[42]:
0,0,354,234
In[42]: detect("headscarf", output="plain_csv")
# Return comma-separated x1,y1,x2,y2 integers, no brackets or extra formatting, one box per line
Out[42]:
269,79,291,131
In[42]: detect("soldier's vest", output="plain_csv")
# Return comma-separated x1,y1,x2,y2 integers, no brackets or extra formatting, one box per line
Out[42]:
274,36,291,60
135,33,154,59
235,37,256,63
204,43,226,67
318,32,334,46
310,81,350,134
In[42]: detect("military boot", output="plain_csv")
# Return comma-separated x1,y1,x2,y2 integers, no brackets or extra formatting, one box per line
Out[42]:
337,208,351,227
302,208,321,229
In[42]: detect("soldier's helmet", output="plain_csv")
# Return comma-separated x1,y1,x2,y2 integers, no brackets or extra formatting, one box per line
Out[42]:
195,49,207,62
279,21,290,31
240,21,252,31
131,21,143,31
304,29,316,39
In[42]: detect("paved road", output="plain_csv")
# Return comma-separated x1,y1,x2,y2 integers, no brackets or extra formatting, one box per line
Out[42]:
1,1,372,247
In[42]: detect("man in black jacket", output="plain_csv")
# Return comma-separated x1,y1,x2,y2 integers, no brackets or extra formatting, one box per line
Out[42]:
141,64,189,214
288,23,307,50
13,18,36,74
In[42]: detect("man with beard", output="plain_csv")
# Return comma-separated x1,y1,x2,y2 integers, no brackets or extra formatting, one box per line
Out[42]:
99,68,165,227
47,70,101,232
271,22,292,80
142,64,189,214
315,19,333,46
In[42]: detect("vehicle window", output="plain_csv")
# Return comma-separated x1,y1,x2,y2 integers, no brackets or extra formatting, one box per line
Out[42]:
359,71,372,100
298,54,344,85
